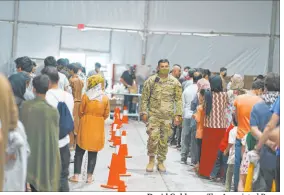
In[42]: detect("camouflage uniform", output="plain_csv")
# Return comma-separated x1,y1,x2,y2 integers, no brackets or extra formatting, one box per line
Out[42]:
141,74,182,163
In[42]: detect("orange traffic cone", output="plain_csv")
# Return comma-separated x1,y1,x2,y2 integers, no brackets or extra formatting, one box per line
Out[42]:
109,124,118,142
119,130,132,158
117,180,127,192
118,149,131,177
114,107,122,124
113,128,121,146
121,106,129,124
101,146,120,189
108,143,131,177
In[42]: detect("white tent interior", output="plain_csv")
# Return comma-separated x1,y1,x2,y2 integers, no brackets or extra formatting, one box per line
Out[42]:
0,1,280,77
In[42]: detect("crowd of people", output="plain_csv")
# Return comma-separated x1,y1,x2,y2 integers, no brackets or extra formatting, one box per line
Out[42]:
140,59,280,192
0,56,280,192
0,56,110,191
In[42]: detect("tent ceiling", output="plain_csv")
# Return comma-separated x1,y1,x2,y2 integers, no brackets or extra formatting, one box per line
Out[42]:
0,0,280,75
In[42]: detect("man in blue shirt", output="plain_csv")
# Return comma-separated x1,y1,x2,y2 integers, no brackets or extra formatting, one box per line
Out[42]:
250,73,280,191
255,76,280,192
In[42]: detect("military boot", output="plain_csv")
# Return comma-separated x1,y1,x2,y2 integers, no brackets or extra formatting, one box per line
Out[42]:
146,156,155,172
157,161,166,172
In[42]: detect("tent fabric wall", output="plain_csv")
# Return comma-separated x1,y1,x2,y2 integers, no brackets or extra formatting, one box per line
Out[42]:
148,1,272,34
16,24,61,59
0,1,14,20
273,37,280,73
18,1,145,30
0,22,13,75
146,34,269,75
275,1,280,35
61,28,111,52
0,0,280,76
111,31,143,65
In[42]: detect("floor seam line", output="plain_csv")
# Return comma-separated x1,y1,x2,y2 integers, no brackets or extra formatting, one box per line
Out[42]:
134,121,171,191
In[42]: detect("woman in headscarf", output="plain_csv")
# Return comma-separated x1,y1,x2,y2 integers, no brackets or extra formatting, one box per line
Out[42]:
0,74,19,191
3,119,30,192
2,73,30,192
69,74,110,184
8,73,31,112
198,75,229,177
225,74,246,127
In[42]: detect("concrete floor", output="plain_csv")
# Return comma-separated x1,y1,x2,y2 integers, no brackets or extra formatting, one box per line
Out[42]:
69,119,225,192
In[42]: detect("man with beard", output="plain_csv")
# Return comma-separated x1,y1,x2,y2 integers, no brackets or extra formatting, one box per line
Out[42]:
170,64,182,81
120,65,136,113
169,64,182,148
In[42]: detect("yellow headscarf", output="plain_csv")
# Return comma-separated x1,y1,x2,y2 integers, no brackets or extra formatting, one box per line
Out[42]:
87,74,104,90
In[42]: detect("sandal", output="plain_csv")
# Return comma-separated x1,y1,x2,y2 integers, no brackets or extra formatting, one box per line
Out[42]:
69,176,79,183
86,177,94,184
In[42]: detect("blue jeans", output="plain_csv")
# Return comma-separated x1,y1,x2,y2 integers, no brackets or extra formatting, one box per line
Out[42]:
234,139,242,191
210,149,228,181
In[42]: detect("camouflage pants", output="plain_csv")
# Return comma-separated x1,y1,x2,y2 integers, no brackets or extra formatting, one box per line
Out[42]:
146,116,172,162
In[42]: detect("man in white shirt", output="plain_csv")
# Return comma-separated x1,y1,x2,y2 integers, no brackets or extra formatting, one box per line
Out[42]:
180,71,202,164
182,69,195,91
42,66,74,192
44,56,71,93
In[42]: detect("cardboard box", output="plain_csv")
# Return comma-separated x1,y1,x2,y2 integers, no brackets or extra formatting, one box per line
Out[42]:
110,99,124,111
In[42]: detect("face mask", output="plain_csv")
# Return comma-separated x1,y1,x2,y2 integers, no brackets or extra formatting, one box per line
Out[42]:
159,69,169,75
223,72,227,77
183,71,188,77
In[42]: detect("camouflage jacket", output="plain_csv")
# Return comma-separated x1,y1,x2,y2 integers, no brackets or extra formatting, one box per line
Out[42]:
140,74,182,119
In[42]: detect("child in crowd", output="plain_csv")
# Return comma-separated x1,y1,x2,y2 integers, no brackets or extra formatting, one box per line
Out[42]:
238,133,250,191
192,89,206,172
224,115,238,191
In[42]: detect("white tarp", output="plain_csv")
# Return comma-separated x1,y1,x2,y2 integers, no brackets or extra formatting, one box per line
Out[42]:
146,34,269,75
111,31,143,65
0,1,14,20
18,1,145,30
16,23,61,58
275,1,280,35
0,22,13,75
61,27,111,52
0,1,279,76
148,1,272,34
273,37,279,73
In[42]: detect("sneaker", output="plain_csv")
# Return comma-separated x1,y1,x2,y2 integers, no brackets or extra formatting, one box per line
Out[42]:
190,163,196,167
181,158,187,164
209,176,217,181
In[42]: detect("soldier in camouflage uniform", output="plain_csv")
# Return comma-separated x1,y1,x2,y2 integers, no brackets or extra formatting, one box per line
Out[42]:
140,59,182,172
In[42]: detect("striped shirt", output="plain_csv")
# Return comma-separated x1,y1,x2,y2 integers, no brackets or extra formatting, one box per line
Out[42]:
204,92,228,128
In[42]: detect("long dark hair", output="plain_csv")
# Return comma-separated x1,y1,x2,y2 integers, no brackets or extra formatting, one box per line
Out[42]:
203,75,223,117
210,75,223,92
203,89,212,116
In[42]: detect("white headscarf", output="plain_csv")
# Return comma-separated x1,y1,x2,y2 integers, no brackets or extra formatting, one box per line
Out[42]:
86,83,104,101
